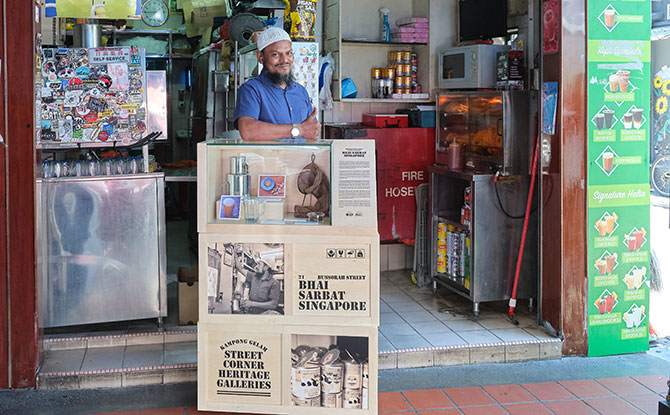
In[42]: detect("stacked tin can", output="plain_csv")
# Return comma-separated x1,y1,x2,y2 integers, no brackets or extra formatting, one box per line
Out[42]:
342,358,363,408
291,347,322,407
319,349,344,408
410,52,420,92
387,50,411,95
362,361,369,409
436,222,447,273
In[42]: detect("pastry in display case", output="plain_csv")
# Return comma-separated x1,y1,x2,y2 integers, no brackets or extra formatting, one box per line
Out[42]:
437,91,537,175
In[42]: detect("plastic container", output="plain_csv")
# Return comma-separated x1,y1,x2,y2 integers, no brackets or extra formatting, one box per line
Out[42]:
380,8,390,42
447,140,463,170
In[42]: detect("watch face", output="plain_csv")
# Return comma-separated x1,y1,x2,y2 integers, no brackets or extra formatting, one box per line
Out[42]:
291,127,300,137
141,0,169,27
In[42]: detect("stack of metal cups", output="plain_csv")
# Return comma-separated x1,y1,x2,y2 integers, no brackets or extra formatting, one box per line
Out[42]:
320,349,344,408
227,155,250,197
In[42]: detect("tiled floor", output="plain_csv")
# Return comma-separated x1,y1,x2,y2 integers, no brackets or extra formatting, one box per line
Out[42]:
40,341,197,374
87,375,669,414
39,270,554,382
378,270,551,352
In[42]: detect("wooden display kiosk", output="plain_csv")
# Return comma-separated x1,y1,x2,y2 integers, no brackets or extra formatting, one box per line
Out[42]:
197,139,379,413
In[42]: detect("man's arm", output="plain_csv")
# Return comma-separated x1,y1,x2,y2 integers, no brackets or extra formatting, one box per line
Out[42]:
237,116,294,141
238,107,321,141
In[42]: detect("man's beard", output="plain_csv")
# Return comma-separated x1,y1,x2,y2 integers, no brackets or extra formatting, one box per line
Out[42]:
266,70,295,86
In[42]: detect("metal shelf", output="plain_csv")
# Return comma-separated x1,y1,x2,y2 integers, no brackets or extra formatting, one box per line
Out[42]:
341,98,434,103
342,39,428,46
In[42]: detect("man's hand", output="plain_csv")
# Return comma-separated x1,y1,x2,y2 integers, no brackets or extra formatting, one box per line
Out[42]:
299,107,321,140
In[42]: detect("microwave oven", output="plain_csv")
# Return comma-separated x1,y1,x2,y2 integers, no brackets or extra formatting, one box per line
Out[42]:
438,44,508,89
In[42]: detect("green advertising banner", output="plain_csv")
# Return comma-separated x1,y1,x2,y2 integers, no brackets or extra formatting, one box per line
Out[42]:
587,0,651,356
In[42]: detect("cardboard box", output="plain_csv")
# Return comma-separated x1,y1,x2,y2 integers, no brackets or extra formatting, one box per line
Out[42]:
179,281,199,325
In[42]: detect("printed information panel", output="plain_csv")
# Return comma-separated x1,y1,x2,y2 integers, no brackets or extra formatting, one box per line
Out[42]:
293,244,370,316
202,237,375,323
586,0,651,356
198,324,378,414
204,331,282,405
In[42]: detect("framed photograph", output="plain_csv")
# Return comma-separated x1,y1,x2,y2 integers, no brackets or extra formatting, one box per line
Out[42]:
258,175,286,198
218,195,241,220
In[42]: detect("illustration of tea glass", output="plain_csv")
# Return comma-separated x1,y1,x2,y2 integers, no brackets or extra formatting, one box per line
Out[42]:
604,9,616,29
623,112,633,130
609,74,619,93
602,152,614,172
617,70,630,92
632,108,643,129
603,110,615,129
595,113,605,130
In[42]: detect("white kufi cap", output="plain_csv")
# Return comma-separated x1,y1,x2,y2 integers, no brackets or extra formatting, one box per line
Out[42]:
257,27,291,51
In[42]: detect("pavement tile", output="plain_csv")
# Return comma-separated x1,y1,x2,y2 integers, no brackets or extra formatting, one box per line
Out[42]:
631,375,669,394
443,386,496,407
502,402,554,415
416,409,462,415
402,388,455,410
558,379,616,399
379,391,412,412
94,412,140,415
583,396,645,414
595,376,657,396
521,381,576,401
543,399,599,414
623,394,666,415
483,384,537,404
460,405,508,415
140,408,186,415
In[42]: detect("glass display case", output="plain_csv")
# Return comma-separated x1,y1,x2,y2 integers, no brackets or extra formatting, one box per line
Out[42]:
199,139,333,227
437,91,537,175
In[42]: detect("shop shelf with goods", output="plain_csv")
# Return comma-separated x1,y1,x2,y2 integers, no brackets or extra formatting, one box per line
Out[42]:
196,139,379,413
428,91,539,317
324,0,433,102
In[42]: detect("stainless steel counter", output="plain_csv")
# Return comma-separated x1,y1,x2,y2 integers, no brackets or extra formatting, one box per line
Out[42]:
37,173,167,327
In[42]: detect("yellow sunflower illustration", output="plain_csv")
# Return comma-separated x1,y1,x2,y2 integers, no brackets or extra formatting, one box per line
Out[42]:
664,80,670,95
657,96,668,115
655,76,663,88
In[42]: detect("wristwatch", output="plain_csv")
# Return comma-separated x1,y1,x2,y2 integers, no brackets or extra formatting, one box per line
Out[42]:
290,124,300,138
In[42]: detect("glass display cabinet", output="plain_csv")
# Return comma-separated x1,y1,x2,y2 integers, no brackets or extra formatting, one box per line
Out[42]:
437,91,537,175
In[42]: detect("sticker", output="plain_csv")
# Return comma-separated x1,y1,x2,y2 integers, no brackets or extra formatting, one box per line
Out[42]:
63,90,83,107
98,74,112,90
82,128,95,142
41,86,53,98
86,97,106,113
84,112,98,123
89,47,131,64
58,119,73,142
108,63,129,91
128,91,143,104
102,124,115,136
98,130,109,141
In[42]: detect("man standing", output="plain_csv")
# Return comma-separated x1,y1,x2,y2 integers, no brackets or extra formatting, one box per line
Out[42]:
234,27,320,141
235,254,281,314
